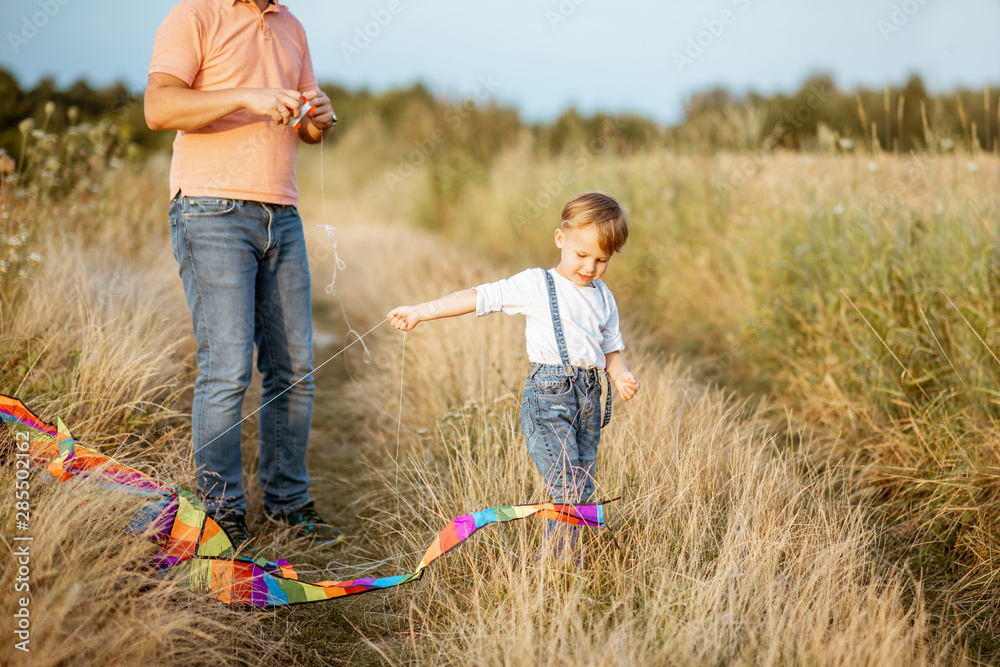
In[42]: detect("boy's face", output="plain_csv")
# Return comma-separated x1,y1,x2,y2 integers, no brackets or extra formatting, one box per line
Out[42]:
554,224,611,287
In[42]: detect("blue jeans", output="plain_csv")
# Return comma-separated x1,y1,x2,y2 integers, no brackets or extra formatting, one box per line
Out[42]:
169,194,314,517
521,363,604,552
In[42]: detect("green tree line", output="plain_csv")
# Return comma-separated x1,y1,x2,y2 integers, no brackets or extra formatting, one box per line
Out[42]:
1,68,996,168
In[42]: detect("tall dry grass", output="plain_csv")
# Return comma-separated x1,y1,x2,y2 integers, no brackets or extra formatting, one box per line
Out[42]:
0,121,286,665
0,450,281,666
1,137,190,442
0,104,990,665
307,216,966,665
301,136,999,654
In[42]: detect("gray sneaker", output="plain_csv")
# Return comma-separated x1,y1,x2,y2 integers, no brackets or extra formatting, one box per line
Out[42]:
215,514,253,555
268,501,345,547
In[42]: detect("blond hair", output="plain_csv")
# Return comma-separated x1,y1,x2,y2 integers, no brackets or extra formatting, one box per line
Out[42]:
560,191,629,254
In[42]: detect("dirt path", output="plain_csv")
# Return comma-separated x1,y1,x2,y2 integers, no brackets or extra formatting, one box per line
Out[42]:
256,197,412,665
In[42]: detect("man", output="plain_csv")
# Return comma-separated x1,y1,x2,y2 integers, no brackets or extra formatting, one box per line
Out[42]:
145,0,342,548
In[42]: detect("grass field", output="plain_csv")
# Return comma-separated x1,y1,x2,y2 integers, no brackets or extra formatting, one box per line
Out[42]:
1,112,997,664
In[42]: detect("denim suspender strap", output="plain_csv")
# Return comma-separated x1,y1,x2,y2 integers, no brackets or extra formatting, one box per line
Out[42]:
544,271,614,429
600,374,612,428
544,270,574,378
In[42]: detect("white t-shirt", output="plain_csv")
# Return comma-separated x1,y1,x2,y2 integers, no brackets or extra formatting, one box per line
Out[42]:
474,268,624,370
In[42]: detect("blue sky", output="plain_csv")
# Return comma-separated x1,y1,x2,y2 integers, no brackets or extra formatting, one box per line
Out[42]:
1,0,997,124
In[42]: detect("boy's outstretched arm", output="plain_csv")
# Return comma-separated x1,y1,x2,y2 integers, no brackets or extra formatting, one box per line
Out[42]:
387,289,478,331
605,350,640,401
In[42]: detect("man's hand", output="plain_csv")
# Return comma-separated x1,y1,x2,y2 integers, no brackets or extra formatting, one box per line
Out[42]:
303,90,335,130
241,87,303,126
298,90,335,143
614,372,640,401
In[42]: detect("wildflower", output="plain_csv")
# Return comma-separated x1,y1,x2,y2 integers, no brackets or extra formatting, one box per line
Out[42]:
28,252,42,263
833,204,845,216
17,118,33,136
0,260,7,273
967,161,980,173
838,137,854,151
44,101,56,119
67,105,79,125
8,235,24,247
867,161,879,172
0,152,14,175
939,138,955,151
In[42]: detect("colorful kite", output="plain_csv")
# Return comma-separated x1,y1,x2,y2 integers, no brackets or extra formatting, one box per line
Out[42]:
1,394,616,607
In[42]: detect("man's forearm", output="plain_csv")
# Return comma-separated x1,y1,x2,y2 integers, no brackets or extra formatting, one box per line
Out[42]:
145,85,249,131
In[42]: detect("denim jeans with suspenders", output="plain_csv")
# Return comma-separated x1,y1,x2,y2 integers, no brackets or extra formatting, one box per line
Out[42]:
520,270,613,556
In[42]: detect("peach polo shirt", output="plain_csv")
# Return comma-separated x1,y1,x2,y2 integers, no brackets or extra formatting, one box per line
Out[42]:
149,0,318,205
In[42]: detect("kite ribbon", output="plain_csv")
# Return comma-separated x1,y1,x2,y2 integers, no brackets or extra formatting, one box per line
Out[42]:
1,394,617,607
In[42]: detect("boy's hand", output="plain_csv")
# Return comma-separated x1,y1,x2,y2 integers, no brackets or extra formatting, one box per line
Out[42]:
387,306,421,331
615,372,640,401
386,290,476,331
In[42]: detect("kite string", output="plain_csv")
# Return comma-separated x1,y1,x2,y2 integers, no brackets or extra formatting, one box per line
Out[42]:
191,318,386,457
293,549,423,577
201,121,417,583
194,124,379,458
314,126,412,573
395,331,406,568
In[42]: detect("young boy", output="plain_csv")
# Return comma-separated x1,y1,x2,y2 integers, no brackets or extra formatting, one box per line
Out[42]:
387,191,640,559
